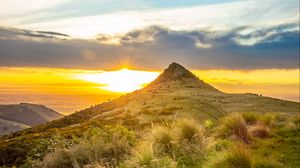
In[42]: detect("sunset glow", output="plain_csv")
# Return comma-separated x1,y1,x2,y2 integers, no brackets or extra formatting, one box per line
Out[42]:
0,67,298,96
75,68,160,92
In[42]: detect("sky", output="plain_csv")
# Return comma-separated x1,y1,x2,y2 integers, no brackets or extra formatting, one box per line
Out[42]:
0,0,299,113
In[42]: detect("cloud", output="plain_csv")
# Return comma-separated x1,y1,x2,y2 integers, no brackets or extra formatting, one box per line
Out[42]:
1,0,298,38
0,24,298,70
0,27,69,40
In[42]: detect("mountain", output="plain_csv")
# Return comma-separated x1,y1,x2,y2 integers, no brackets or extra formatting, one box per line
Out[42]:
0,103,63,135
10,62,297,131
0,63,299,166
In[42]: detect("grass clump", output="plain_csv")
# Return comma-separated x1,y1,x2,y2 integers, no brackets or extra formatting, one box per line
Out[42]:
125,118,208,168
151,126,173,154
205,143,252,168
242,112,259,125
248,124,270,139
216,113,250,143
257,113,275,127
130,142,155,167
176,119,204,141
125,143,177,168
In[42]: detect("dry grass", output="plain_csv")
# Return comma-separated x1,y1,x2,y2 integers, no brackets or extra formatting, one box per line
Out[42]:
125,118,208,167
257,113,275,127
216,113,250,143
34,126,135,168
242,112,259,125
204,143,252,168
175,118,204,141
248,124,270,138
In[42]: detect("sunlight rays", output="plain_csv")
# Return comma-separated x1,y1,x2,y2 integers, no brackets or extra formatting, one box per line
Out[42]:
75,68,159,92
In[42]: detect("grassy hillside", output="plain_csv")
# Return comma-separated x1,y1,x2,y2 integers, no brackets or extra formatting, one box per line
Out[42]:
0,63,299,167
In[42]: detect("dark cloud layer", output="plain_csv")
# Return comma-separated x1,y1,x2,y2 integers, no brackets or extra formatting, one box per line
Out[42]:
0,24,299,70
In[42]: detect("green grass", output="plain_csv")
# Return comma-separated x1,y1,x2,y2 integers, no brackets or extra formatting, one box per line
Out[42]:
251,126,300,168
1,112,299,168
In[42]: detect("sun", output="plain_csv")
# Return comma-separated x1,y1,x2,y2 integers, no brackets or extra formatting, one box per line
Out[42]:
76,68,159,92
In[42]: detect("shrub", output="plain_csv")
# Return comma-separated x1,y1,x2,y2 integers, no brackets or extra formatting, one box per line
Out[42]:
36,125,136,168
248,124,270,138
205,143,252,168
216,113,250,143
33,149,73,168
242,112,259,125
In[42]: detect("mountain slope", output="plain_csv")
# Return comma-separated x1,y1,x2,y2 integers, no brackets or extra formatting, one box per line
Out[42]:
0,103,63,135
13,62,298,133
0,63,299,166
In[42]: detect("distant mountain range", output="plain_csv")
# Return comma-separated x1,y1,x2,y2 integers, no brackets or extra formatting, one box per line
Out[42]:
0,103,63,135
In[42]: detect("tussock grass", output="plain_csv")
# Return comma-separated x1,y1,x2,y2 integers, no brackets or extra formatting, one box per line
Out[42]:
175,118,203,141
248,124,270,139
242,112,259,125
29,112,299,168
124,118,208,168
216,113,250,143
257,113,275,127
204,143,252,168
130,142,155,167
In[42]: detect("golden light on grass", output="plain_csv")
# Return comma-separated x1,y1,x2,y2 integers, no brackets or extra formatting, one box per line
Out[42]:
75,68,160,92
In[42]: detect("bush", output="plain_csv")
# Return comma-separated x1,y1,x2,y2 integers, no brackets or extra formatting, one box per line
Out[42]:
33,149,73,168
216,113,250,143
36,125,136,168
248,124,270,138
205,143,252,168
242,112,259,125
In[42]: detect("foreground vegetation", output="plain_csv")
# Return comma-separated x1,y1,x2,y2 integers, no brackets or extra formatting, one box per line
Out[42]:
1,111,298,168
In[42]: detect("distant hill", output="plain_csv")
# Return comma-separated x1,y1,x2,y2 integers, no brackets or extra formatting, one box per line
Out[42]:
0,63,299,166
0,103,63,135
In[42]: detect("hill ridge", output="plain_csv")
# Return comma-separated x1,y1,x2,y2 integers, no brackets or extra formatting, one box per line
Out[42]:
147,62,219,92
